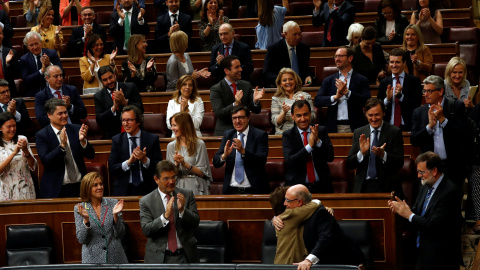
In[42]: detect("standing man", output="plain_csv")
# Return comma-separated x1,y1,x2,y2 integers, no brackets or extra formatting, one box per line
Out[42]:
35,65,87,127
68,7,107,57
35,99,95,198
312,0,355,47
0,26,19,97
377,48,423,131
155,0,192,53
94,65,144,139
314,47,370,133
213,105,269,194
109,105,163,196
0,79,30,136
210,55,264,136
140,160,200,264
263,21,313,88
389,151,462,270
347,98,405,196
282,100,334,193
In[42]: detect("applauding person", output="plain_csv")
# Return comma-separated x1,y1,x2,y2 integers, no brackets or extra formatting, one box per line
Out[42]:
30,6,64,56
122,34,156,92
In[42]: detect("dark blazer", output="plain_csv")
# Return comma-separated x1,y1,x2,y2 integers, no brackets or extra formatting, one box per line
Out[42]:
93,82,144,139
411,175,462,270
347,122,404,196
0,98,31,136
0,10,13,48
34,84,87,127
35,124,95,198
109,8,150,54
139,187,200,263
68,24,107,57
312,1,355,47
263,39,311,87
212,126,269,194
1,46,20,97
209,41,253,82
108,130,163,196
209,79,261,135
155,12,192,53
19,48,63,97
314,71,371,133
282,124,334,193
377,73,423,131
375,14,409,45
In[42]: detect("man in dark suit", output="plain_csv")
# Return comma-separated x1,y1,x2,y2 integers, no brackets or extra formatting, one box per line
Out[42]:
0,26,19,97
314,47,370,133
109,0,149,55
35,99,95,198
209,23,253,82
347,98,405,196
94,65,144,139
35,65,87,128
312,0,355,47
20,32,63,97
0,79,30,136
282,100,334,193
213,105,269,194
389,151,462,270
155,0,192,53
140,160,200,263
377,48,422,131
0,10,13,48
109,105,163,196
263,21,313,87
210,55,263,135
68,7,107,57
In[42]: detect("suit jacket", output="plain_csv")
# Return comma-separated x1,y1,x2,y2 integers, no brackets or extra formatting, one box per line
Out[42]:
347,122,404,195
209,41,253,82
93,82,144,139
263,39,311,87
155,12,192,53
0,98,31,136
312,1,355,47
139,187,200,263
402,47,432,82
35,124,95,198
209,79,261,135
108,130,163,196
282,124,334,192
109,8,150,54
1,46,19,97
35,85,87,127
375,15,409,45
314,71,371,133
68,24,107,57
377,73,423,131
212,126,269,194
19,48,63,97
0,10,13,48
410,175,462,270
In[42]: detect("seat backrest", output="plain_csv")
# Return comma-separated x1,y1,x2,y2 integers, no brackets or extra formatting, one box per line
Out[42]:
86,163,109,196
154,74,166,92
196,76,217,91
337,220,374,270
402,0,417,10
301,31,324,48
363,0,381,12
261,220,277,264
15,15,27,28
195,221,230,263
319,66,338,84
200,112,216,137
328,158,352,193
6,225,53,266
249,109,274,134
68,76,85,94
96,11,112,25
265,159,285,191
432,63,447,77
249,68,264,88
288,2,314,16
81,116,103,140
447,27,480,44
143,113,170,138
237,5,247,18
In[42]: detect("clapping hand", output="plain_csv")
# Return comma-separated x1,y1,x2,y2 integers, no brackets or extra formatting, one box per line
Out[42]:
113,199,124,215
173,151,185,167
59,127,68,148
87,51,96,62
180,97,188,112
232,137,245,155
371,143,386,158
146,58,155,72
78,124,88,143
5,50,13,65
127,61,136,76
177,193,185,213
63,95,71,109
282,102,290,114
7,99,16,115
196,67,211,78
308,124,319,147
133,147,147,163
54,26,62,37
464,96,474,108
234,90,243,106
77,203,90,220
18,138,28,154
359,133,370,155
216,51,224,65
221,140,234,160
84,24,93,36
138,8,145,20
253,86,265,103
388,29,395,41
386,84,393,101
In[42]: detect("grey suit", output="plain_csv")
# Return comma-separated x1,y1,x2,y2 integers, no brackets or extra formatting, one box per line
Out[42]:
139,187,200,263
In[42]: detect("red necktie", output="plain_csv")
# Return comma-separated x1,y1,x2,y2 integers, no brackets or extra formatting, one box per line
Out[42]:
166,193,178,253
393,76,402,127
56,90,62,99
112,91,125,132
302,131,315,184
326,7,337,42
83,38,89,57
224,46,230,56
232,83,237,96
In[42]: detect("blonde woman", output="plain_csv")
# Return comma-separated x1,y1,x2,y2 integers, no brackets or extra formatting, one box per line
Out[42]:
30,5,63,56
122,34,156,92
400,24,432,82
23,0,52,27
443,57,473,107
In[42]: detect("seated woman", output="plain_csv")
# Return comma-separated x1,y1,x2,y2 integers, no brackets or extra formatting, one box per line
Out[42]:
74,172,128,264
255,0,288,50
444,57,473,108
198,0,229,52
0,112,36,201
400,24,432,82
79,34,118,94
122,34,156,92
166,112,212,195
410,0,443,44
166,31,210,91
346,23,364,48
271,68,315,135
23,0,52,27
375,0,409,45
30,5,63,56
352,26,387,84
166,75,204,137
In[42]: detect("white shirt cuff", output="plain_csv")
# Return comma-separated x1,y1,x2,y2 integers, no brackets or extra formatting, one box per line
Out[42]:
122,160,130,171
408,213,415,222
306,254,319,264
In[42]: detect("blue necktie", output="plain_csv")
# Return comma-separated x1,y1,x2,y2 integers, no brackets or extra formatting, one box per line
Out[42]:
234,133,245,184
129,136,141,187
367,129,379,179
290,47,300,76
416,187,434,247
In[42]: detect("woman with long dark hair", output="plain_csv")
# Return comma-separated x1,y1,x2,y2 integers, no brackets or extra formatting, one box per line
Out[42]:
410,0,443,44
375,0,409,45
255,0,289,49
122,34,156,92
198,0,229,52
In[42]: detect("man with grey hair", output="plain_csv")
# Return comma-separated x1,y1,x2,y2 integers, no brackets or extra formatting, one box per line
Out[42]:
20,31,63,97
411,75,468,194
312,0,355,47
263,21,312,87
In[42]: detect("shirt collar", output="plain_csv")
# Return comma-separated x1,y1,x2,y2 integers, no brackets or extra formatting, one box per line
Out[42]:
431,173,444,189
49,85,62,94
391,71,405,79
168,10,180,17
224,77,236,85
369,121,384,133
428,97,445,108
50,124,63,135
224,40,234,49
127,129,141,138
338,68,353,78
158,188,172,201
297,126,311,135
237,125,250,137
123,7,133,13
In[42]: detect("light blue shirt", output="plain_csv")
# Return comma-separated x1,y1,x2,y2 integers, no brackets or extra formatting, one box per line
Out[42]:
330,69,353,121
255,6,287,49
426,98,448,160
223,40,235,56
356,123,388,179
408,173,444,221
121,130,151,183
383,72,405,125
297,126,323,183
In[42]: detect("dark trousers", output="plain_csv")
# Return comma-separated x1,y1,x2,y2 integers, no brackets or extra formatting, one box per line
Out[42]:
59,182,81,198
225,186,253,194
126,182,152,196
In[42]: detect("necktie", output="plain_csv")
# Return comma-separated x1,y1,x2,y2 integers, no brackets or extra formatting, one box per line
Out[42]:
234,133,245,183
36,55,42,70
2,104,7,112
417,187,434,247
83,38,89,57
172,14,178,24
165,193,178,252
58,130,78,184
129,136,141,187
367,129,379,179
56,90,62,99
393,76,402,127
224,46,230,56
302,131,316,183
124,11,131,49
231,82,237,96
290,47,300,76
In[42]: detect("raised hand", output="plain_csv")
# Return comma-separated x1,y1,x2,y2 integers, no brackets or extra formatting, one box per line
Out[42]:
221,140,234,160
113,199,124,215
117,3,125,19
78,124,88,143
216,51,224,65
386,85,393,101
77,203,90,219
138,8,145,20
177,193,185,213
87,51,96,62
313,0,322,11
308,124,319,147
63,95,71,109
7,99,16,115
5,50,13,65
59,127,68,148
234,90,243,106
359,133,370,155
372,143,386,158
218,9,225,24
232,137,245,155
253,86,265,103
110,48,118,62
146,58,155,72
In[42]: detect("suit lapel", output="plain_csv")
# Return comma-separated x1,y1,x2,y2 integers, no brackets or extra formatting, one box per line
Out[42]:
102,88,114,108
122,133,130,160
280,40,291,68
378,123,390,146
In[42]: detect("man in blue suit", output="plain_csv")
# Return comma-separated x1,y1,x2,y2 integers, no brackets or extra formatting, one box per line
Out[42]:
312,0,355,47
35,65,87,128
35,99,95,198
213,105,269,194
20,32,63,97
154,0,192,53
109,105,163,196
314,47,370,133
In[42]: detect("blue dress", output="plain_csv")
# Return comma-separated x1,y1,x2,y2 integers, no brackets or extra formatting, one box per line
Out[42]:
255,6,287,49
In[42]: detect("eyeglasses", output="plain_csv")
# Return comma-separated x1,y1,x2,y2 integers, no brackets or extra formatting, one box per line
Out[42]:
161,176,178,182
232,116,247,121
284,197,299,203
333,55,347,59
122,119,136,123
417,169,430,176
0,90,9,95
422,89,439,95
